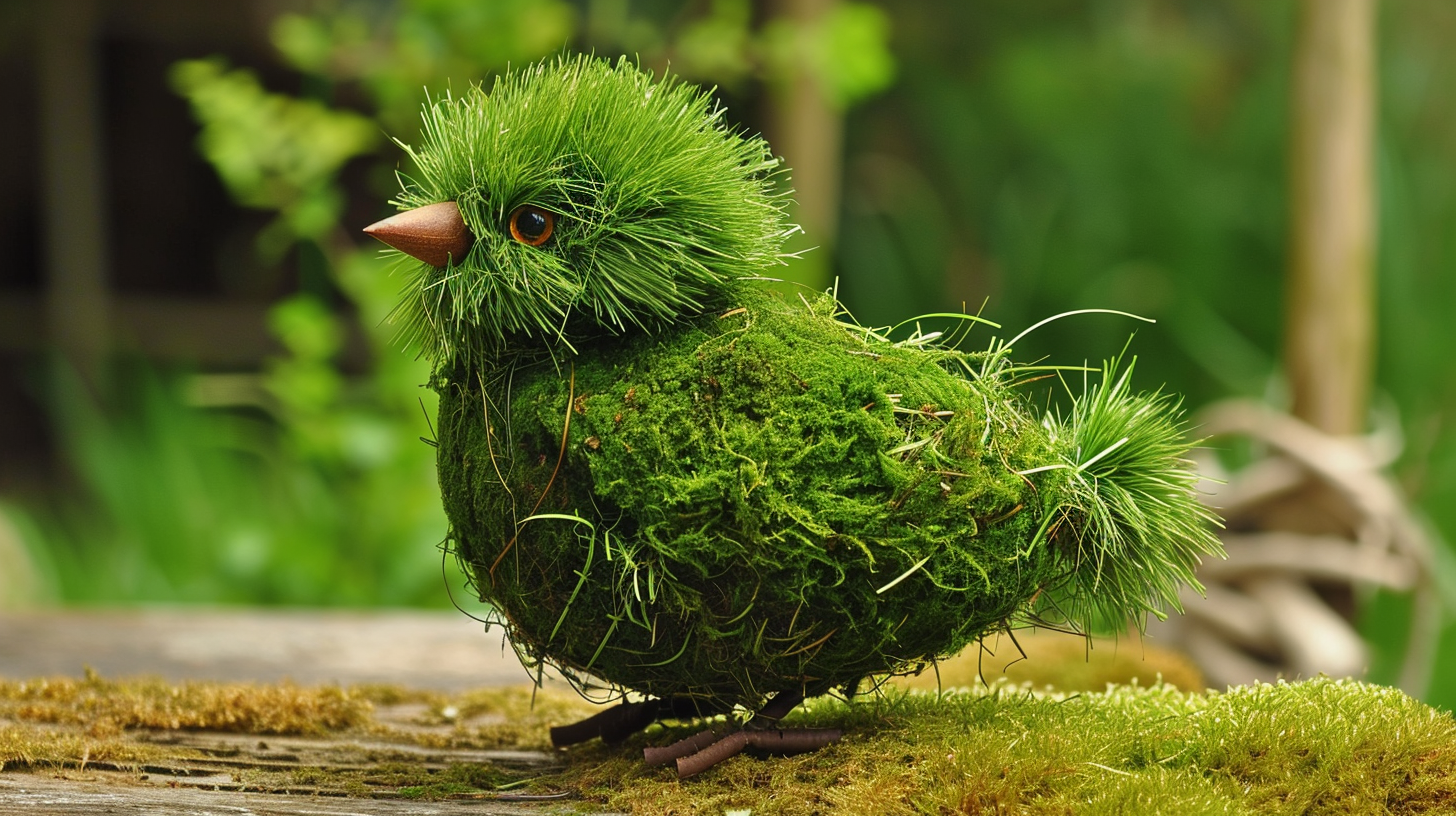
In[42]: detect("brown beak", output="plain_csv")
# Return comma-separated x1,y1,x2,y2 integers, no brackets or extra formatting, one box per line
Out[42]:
363,201,474,267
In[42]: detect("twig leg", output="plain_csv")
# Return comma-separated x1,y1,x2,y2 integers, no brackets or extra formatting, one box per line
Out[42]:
667,691,842,779
551,697,720,747
551,699,659,747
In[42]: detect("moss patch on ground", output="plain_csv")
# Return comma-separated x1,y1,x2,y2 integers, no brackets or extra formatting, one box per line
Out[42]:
1,669,1453,813
894,628,1207,694
571,678,1456,815
0,668,372,737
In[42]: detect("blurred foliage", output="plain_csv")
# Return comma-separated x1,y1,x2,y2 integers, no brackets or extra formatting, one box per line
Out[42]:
168,58,379,259
20,363,445,605
837,2,1292,408
760,1,897,109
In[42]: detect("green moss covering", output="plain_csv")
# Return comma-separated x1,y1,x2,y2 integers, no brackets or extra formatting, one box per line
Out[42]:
436,289,1213,709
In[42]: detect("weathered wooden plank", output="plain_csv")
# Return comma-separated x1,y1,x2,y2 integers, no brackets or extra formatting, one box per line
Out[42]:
0,771,619,815
0,608,533,690
0,609,624,813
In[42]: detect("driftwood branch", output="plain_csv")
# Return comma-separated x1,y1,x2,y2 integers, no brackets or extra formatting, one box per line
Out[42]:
1162,399,1440,695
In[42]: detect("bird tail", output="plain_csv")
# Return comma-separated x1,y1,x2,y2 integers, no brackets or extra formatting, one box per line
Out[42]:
1031,359,1224,633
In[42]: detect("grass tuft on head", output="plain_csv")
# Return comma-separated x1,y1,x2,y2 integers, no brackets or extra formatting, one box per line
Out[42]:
381,55,794,366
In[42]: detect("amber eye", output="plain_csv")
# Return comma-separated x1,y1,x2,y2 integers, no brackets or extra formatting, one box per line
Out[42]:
509,205,555,246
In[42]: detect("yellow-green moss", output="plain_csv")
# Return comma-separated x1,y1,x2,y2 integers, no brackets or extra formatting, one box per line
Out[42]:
0,670,372,736
0,721,178,772
561,679,1456,815
896,628,1207,693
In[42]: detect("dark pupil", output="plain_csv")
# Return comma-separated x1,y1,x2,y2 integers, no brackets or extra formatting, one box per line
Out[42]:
516,209,548,239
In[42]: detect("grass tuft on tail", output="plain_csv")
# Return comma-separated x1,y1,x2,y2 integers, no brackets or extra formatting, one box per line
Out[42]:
1037,358,1224,632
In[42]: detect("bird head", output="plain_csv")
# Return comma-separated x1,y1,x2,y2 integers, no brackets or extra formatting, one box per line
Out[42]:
365,56,795,364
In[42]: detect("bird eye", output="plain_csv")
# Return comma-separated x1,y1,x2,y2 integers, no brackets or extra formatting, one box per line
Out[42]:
509,205,555,246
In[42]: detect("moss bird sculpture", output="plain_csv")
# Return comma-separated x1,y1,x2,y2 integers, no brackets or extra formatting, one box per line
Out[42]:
364,56,1222,778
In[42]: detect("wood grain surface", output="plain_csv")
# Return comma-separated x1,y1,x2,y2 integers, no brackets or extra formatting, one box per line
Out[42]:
0,608,612,815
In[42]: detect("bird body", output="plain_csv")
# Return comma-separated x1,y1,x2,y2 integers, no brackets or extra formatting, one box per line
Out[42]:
437,287,1064,707
366,56,1221,769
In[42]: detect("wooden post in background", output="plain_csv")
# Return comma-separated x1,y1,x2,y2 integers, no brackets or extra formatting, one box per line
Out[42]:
1285,0,1377,435
763,0,843,292
39,0,112,386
